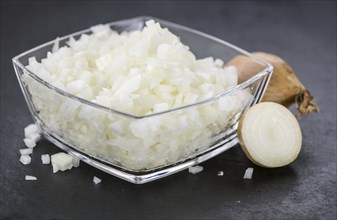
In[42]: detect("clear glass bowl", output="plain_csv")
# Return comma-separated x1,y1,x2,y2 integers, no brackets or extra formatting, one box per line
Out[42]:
13,16,272,184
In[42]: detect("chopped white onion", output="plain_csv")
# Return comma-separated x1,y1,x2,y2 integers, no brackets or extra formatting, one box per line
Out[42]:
52,37,60,53
215,58,224,67
41,154,50,164
25,175,37,180
29,133,41,143
24,124,40,138
72,155,80,167
20,148,33,155
20,155,31,165
153,102,169,113
108,121,124,135
51,152,73,173
188,165,203,174
93,176,101,184
24,20,253,170
243,167,254,179
23,138,36,148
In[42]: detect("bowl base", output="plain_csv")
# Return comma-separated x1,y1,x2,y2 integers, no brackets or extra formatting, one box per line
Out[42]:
43,129,238,184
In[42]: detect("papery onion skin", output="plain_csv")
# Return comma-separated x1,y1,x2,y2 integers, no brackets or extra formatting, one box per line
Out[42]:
226,52,319,117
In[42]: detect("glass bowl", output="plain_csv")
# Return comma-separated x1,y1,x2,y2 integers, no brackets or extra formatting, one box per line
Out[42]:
13,16,272,184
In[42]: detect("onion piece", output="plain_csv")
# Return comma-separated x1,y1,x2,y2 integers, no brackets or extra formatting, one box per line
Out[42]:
24,124,41,145
51,152,73,173
20,148,33,155
25,175,37,180
238,102,302,168
243,167,254,179
217,171,224,176
188,165,203,174
29,133,41,143
52,37,60,53
41,154,50,164
23,138,36,148
24,124,40,138
72,155,80,167
226,52,319,117
20,155,31,165
93,176,101,184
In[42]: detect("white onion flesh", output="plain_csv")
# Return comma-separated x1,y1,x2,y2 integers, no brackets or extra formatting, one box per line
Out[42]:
29,133,41,143
20,155,31,165
243,167,254,179
25,175,37,180
20,148,33,155
51,152,74,173
41,154,50,164
238,102,302,168
93,176,101,184
23,138,36,148
217,171,224,176
72,155,80,167
188,165,203,174
24,20,254,170
24,124,40,138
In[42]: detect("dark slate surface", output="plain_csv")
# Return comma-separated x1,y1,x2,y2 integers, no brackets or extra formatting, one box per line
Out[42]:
1,1,336,219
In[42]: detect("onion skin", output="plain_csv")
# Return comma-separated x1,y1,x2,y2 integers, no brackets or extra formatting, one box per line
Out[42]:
237,113,267,167
226,52,319,117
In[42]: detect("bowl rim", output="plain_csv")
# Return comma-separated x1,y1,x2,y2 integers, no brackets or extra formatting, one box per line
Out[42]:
12,15,273,119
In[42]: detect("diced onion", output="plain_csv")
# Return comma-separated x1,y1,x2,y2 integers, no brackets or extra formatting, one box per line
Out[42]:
20,155,31,165
93,176,101,184
51,152,74,173
23,138,36,148
29,133,41,143
24,124,40,138
217,171,224,176
25,175,37,180
72,155,80,167
24,20,253,170
188,165,203,174
20,148,33,155
41,154,50,164
243,167,254,179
